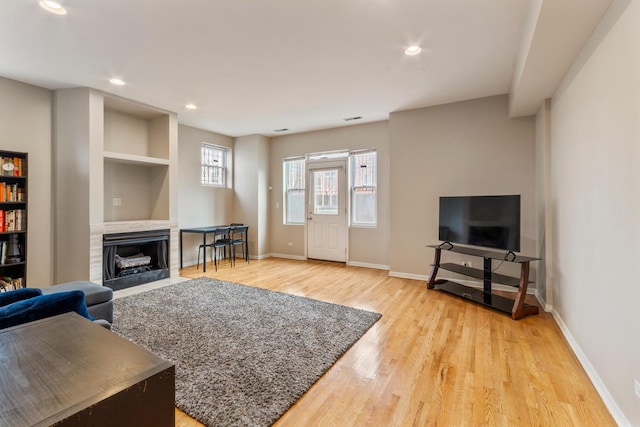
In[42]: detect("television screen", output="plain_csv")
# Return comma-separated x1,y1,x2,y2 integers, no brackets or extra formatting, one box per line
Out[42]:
438,195,521,252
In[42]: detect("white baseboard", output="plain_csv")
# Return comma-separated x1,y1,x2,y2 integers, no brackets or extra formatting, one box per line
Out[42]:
347,261,389,270
269,253,307,261
534,290,553,312
388,271,429,281
551,310,631,427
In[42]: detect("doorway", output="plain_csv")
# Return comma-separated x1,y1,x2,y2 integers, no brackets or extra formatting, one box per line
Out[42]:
306,160,347,262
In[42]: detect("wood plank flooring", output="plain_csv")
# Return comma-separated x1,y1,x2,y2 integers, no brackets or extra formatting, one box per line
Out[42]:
173,257,615,426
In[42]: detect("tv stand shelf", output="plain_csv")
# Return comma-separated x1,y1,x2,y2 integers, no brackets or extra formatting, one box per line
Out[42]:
427,244,540,320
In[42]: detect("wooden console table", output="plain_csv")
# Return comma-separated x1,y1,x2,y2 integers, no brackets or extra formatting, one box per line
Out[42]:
0,313,175,426
427,244,540,320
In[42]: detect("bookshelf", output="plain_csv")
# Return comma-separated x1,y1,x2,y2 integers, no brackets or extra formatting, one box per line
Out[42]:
0,150,27,290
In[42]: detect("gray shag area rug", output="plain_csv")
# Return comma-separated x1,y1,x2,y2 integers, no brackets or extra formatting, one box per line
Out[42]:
112,278,381,427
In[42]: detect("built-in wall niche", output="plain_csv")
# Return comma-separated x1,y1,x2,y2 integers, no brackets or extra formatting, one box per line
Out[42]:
102,94,172,223
103,159,170,222
103,96,170,160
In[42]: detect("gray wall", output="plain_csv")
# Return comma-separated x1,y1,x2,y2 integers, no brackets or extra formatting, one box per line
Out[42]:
177,124,234,266
547,0,639,424
0,77,53,287
53,88,104,283
234,134,269,258
535,99,552,307
389,95,536,279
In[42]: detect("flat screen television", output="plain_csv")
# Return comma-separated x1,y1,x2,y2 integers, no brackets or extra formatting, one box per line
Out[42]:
438,195,521,252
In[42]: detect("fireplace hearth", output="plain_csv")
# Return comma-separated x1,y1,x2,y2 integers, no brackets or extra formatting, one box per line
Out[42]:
103,229,169,291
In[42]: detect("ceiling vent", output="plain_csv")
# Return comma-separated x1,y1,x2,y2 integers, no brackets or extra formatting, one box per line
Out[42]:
273,128,289,132
343,116,362,122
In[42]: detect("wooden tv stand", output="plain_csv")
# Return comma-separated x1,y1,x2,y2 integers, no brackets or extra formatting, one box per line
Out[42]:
427,244,540,320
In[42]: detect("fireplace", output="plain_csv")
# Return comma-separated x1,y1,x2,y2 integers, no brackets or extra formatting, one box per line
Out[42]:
103,229,170,291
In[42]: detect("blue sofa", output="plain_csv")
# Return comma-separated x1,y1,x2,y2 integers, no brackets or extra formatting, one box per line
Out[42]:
0,288,94,330
1,281,114,330
41,281,113,323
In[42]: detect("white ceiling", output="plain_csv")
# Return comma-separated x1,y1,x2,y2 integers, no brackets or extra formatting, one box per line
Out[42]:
0,0,612,137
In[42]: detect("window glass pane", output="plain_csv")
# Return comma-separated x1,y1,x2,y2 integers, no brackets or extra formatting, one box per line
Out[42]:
284,158,305,224
353,187,376,224
201,144,227,186
307,151,348,160
286,189,305,223
313,169,338,215
351,151,377,226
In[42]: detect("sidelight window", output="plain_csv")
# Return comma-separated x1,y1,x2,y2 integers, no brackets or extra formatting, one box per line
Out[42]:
284,157,305,224
350,150,377,226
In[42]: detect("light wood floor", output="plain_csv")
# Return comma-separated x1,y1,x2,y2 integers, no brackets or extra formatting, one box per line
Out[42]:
174,257,615,426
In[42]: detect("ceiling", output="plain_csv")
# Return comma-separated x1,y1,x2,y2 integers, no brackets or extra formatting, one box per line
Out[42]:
0,0,613,137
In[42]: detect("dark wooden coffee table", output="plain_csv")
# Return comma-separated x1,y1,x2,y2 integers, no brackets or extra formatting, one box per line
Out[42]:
0,312,175,427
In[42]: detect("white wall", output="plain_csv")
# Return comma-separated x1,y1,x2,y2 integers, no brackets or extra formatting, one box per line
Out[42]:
0,77,53,287
177,124,234,266
548,0,639,424
269,121,389,266
389,95,536,279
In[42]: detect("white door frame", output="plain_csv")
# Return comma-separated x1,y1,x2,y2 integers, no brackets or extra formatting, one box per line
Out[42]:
304,158,349,262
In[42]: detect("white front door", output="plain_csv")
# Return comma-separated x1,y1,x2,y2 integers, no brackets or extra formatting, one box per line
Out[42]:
306,161,347,262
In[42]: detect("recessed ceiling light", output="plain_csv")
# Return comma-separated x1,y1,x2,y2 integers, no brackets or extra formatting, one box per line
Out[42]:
274,128,289,132
39,1,67,15
185,104,198,110
405,46,422,56
343,116,362,122
109,78,126,86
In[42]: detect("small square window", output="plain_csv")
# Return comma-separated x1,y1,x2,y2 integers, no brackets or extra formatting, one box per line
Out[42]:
201,144,227,187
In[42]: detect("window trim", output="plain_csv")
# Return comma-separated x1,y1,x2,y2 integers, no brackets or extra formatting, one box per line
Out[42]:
201,143,228,188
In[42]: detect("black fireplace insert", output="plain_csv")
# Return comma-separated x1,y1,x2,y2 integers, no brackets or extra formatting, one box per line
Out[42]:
103,229,169,291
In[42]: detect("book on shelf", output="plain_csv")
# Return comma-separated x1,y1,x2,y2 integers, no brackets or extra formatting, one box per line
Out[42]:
0,182,24,202
4,183,19,202
0,241,6,264
13,157,21,177
0,156,24,177
0,209,25,231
